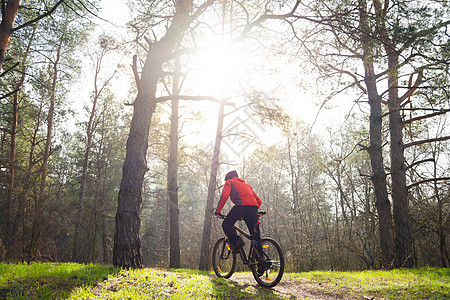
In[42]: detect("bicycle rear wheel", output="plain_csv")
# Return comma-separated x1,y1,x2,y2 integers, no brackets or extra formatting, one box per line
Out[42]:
212,237,236,279
250,238,284,288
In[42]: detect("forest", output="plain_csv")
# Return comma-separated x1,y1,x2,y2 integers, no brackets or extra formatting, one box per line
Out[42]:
0,0,449,273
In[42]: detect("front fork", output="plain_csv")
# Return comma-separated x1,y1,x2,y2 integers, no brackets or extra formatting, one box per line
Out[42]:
221,238,232,259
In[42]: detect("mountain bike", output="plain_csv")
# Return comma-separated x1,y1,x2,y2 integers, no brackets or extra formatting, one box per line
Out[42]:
212,211,285,288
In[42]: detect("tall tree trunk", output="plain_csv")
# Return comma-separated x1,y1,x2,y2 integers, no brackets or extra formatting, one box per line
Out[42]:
113,0,196,269
359,0,396,268
6,80,19,246
72,90,98,261
8,105,41,260
101,212,108,263
113,89,155,268
386,53,414,267
198,100,225,270
372,0,414,267
98,121,110,264
286,136,302,268
72,56,105,261
5,25,36,257
163,191,170,265
74,45,119,262
434,158,449,267
364,63,396,269
167,54,181,268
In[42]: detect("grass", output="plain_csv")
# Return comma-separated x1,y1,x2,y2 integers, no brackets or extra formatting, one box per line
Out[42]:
0,262,448,299
72,268,283,300
286,268,450,299
0,262,120,299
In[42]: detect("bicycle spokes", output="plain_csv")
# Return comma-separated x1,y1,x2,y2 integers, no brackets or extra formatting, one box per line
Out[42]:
251,238,285,288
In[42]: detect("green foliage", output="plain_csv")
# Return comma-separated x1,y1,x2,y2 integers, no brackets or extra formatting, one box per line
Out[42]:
247,91,291,128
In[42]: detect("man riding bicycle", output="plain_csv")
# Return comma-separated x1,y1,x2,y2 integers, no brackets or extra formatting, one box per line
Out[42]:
215,170,262,253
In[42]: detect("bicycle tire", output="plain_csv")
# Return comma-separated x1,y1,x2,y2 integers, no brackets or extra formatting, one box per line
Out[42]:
250,238,285,288
212,237,236,279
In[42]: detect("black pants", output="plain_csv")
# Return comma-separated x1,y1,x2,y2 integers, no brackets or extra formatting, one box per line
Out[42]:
222,205,260,246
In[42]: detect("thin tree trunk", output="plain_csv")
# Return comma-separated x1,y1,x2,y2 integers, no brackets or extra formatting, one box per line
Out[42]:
433,156,448,267
72,96,97,261
167,54,181,268
98,121,110,264
287,136,302,267
6,83,18,247
102,213,108,263
198,0,229,270
8,104,41,259
72,57,103,261
163,191,170,265
5,25,36,257
198,100,225,270
28,23,65,260
75,46,119,263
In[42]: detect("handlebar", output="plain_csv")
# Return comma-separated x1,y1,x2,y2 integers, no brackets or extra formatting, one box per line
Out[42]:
216,212,226,219
215,211,266,219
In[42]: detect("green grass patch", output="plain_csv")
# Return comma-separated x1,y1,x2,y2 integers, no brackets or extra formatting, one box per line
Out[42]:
0,263,448,299
0,262,120,299
71,268,284,299
285,267,450,299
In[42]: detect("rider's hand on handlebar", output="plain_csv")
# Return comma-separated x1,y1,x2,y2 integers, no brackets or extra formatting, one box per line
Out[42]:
215,211,225,218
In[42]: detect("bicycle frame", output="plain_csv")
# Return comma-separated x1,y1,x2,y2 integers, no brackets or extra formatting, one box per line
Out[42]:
228,223,262,266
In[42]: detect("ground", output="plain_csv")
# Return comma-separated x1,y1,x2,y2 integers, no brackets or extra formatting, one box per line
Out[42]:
226,273,381,300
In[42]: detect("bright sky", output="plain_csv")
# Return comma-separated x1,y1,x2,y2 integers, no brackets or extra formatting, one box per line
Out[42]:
89,0,350,167
99,0,130,26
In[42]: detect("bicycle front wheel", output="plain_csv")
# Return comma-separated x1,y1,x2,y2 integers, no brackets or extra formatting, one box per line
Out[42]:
250,238,285,288
212,237,236,279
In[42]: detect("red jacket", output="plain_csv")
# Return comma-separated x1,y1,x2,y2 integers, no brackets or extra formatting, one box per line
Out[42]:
216,177,262,213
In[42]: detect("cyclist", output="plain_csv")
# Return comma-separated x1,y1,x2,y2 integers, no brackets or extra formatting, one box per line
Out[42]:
215,170,262,253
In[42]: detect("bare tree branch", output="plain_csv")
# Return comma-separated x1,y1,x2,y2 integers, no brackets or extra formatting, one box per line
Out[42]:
403,109,450,125
0,61,19,77
399,70,424,104
13,0,66,32
326,63,367,93
408,177,450,189
404,136,450,148
234,1,301,42
0,88,20,101
406,158,435,170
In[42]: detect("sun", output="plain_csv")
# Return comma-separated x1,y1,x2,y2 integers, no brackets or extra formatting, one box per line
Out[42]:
188,43,246,99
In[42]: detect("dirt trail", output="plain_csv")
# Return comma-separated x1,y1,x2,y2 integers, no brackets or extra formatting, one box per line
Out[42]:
227,273,381,300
